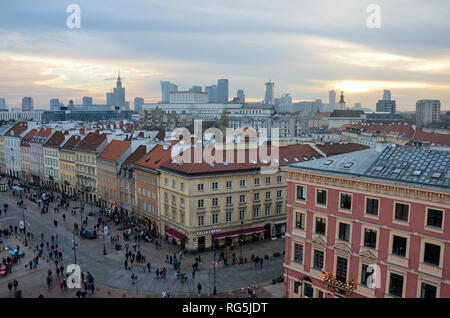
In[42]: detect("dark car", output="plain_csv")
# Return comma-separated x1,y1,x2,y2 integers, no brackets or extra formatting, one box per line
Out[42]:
81,230,97,239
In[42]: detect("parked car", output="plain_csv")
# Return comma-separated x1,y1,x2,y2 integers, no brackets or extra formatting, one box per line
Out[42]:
81,230,97,239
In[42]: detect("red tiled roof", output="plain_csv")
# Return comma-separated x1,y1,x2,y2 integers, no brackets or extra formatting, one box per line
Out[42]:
98,140,131,162
134,144,174,169
340,123,414,139
5,122,28,137
75,132,106,151
123,145,148,166
43,131,66,148
61,135,81,150
413,129,450,147
159,144,321,175
317,143,369,156
20,129,38,146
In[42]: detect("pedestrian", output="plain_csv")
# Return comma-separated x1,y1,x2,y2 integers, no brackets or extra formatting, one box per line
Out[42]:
197,283,202,297
124,260,128,270
7,281,12,291
147,262,151,272
260,258,263,268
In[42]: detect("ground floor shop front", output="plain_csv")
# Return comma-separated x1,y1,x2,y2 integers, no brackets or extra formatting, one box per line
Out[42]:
161,220,286,252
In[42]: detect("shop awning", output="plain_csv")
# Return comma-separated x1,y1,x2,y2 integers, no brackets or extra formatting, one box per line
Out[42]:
212,226,265,240
166,228,186,241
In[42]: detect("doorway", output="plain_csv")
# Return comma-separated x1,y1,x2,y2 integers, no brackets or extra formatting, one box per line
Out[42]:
197,236,205,252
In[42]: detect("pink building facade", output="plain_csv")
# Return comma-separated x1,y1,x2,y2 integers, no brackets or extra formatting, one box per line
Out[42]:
30,128,53,186
283,146,450,298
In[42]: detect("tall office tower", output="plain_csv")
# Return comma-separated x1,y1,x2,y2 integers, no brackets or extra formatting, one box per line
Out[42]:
416,99,441,128
134,97,144,112
82,96,93,108
68,100,75,110
161,81,178,103
217,79,229,103
21,97,33,111
237,89,245,103
264,81,274,104
0,98,6,110
329,90,336,105
113,73,126,108
50,98,60,111
189,86,202,92
376,100,396,113
376,90,396,113
106,92,114,106
205,85,218,102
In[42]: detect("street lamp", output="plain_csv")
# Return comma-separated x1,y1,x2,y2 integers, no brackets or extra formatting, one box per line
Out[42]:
239,220,244,258
72,231,78,264
103,225,107,255
213,242,217,296
22,203,27,247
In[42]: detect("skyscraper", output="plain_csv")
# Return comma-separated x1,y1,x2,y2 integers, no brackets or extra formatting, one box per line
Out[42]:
329,90,336,105
106,92,114,106
376,90,396,113
217,79,229,103
134,97,144,112
416,99,441,128
237,89,245,103
50,98,60,111
189,86,202,92
82,96,93,108
264,81,274,104
113,73,126,108
161,81,178,103
21,97,33,111
205,85,217,102
0,98,6,110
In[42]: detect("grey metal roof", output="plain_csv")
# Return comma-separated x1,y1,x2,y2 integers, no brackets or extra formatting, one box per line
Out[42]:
288,145,450,191
0,124,14,136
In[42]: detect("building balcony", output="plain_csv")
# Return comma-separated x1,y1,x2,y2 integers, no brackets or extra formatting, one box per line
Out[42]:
322,271,354,297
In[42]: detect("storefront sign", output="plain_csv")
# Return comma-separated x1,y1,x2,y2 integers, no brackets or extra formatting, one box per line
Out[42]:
196,229,222,236
170,226,186,235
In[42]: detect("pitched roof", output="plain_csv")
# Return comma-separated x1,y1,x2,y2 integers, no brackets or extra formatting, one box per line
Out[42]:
43,131,66,148
134,144,174,169
61,135,82,150
412,129,450,147
159,144,322,175
287,145,450,190
123,145,148,166
317,143,370,156
20,129,38,146
4,122,28,137
75,131,106,151
98,140,131,162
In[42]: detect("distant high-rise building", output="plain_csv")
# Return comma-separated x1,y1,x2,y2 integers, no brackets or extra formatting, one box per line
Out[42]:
376,90,396,113
50,98,60,111
0,98,6,110
217,79,229,103
275,93,292,113
416,99,441,128
205,85,218,102
106,92,114,106
21,97,33,111
354,102,362,109
113,73,126,109
134,97,144,112
264,81,274,104
161,81,178,103
68,100,75,110
329,90,336,105
82,96,93,108
376,100,396,113
189,86,202,92
237,89,245,103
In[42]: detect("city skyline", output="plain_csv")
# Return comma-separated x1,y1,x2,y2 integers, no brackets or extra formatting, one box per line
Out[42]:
0,0,449,110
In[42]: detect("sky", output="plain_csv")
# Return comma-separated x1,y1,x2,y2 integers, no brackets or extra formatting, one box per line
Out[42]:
0,0,449,111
